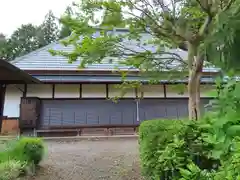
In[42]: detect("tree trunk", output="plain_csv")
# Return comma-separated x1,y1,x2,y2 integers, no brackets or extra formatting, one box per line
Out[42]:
187,43,203,120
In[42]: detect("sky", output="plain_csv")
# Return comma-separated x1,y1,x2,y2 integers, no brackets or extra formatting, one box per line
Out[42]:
0,0,74,36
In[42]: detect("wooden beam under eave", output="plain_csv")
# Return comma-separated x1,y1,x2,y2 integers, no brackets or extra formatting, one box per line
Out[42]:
135,87,138,99
79,84,82,98
23,84,27,97
0,84,6,134
163,84,167,98
106,84,109,99
52,84,55,99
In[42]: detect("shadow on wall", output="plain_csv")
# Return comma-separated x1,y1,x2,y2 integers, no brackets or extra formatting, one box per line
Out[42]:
1,117,19,135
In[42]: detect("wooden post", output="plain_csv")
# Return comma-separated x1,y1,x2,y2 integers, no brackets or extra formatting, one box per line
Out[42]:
163,84,167,98
0,84,6,134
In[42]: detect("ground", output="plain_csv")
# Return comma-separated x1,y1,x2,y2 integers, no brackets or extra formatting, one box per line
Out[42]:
24,138,144,180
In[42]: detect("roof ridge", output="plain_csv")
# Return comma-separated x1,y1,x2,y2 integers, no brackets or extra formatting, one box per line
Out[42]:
11,41,60,64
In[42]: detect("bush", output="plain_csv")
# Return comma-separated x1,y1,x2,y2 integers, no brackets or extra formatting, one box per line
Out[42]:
139,118,227,179
0,137,45,179
13,137,45,165
139,79,240,179
139,119,186,179
0,160,25,180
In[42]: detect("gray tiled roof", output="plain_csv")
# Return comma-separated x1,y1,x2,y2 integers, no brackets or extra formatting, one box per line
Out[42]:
12,28,220,72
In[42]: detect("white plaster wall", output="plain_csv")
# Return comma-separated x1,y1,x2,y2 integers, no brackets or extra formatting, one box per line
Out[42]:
2,83,216,119
138,85,164,98
166,84,216,97
27,84,52,98
4,84,23,117
166,84,189,97
108,84,135,98
200,84,216,97
55,84,80,98
82,84,106,98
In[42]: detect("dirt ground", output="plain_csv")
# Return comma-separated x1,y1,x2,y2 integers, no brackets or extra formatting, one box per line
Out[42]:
24,138,144,180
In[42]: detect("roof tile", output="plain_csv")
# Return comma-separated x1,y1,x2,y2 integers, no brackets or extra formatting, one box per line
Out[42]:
12,28,219,72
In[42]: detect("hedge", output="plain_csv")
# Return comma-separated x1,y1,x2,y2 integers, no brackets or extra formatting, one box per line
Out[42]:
139,119,185,179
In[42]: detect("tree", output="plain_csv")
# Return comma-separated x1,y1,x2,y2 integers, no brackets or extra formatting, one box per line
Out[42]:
203,3,240,73
9,24,40,59
59,6,74,39
51,0,240,120
0,33,10,60
38,10,59,46
101,7,125,28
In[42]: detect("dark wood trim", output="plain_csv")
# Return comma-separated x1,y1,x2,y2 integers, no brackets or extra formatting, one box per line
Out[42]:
163,84,167,98
3,117,19,120
52,84,55,98
38,124,139,130
135,88,138,98
106,84,109,99
26,69,220,76
40,81,216,85
37,97,214,101
0,84,6,133
23,84,27,97
26,70,141,75
79,84,82,98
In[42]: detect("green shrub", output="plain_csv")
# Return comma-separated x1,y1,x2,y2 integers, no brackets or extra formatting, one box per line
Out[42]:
0,137,45,165
0,137,45,179
139,79,240,180
139,119,186,179
0,160,25,180
139,119,222,180
13,137,45,165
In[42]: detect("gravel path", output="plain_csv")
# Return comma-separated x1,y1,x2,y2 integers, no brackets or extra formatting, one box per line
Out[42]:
25,139,143,180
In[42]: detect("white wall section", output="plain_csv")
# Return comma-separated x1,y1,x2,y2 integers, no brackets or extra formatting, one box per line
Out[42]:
166,84,189,97
138,85,164,98
27,84,52,98
82,84,106,98
108,84,135,98
3,83,214,118
3,84,23,117
55,84,80,98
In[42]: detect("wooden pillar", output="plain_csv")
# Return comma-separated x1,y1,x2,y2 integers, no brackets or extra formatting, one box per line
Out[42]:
79,84,82,98
23,84,27,97
0,84,6,133
106,84,109,99
163,84,167,98
52,84,55,98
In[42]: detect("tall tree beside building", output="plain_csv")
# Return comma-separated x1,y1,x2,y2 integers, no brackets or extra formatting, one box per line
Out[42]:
8,24,40,59
0,33,9,60
51,0,240,120
38,10,59,46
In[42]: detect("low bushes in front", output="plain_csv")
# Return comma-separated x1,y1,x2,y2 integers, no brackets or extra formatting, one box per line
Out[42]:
139,79,240,179
0,137,45,180
139,116,240,179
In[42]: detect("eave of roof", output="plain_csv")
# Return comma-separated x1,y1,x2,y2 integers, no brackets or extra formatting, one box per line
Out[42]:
0,60,41,84
32,74,218,84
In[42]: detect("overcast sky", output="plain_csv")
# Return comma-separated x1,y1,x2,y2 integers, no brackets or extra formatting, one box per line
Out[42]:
0,0,74,36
